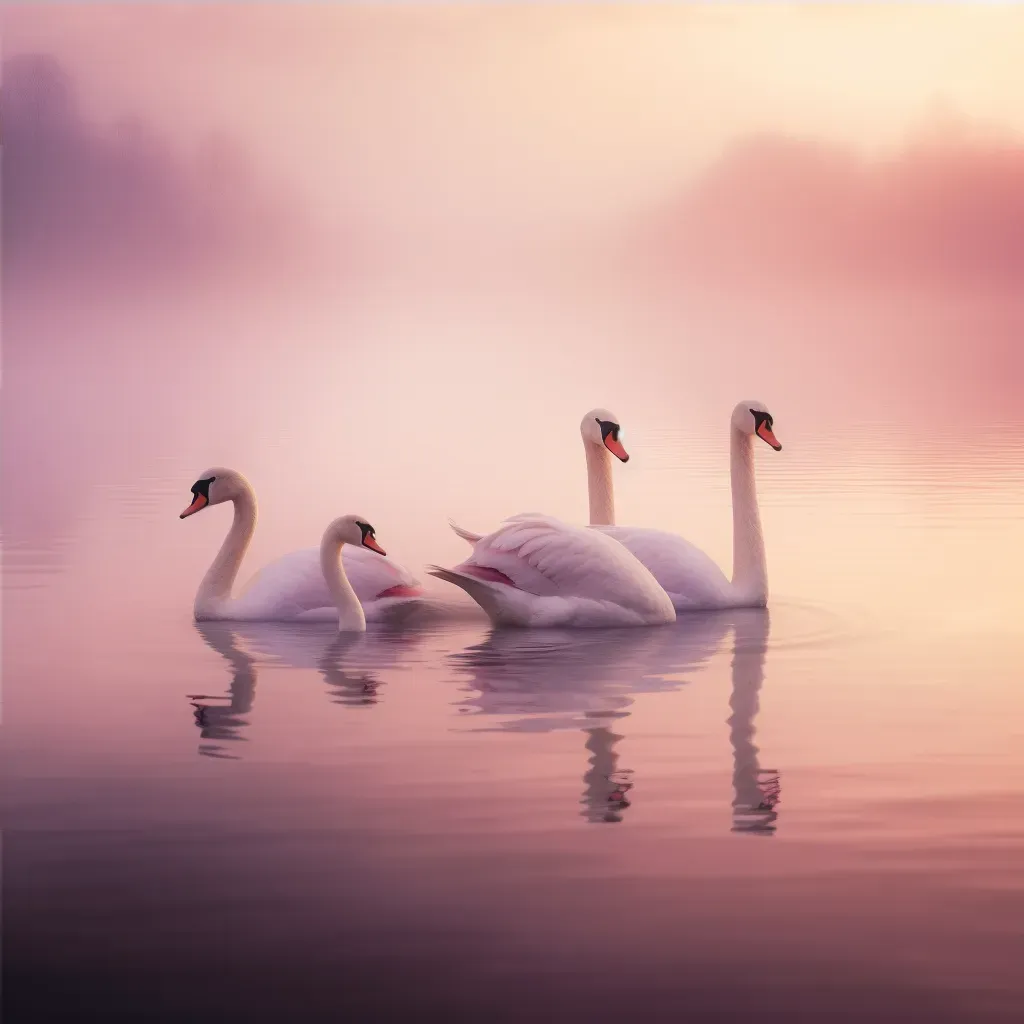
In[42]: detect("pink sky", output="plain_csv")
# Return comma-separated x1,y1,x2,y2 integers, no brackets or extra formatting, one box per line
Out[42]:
6,3,1024,239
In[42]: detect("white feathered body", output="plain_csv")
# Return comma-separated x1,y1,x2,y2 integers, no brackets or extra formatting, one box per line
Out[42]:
206,545,424,623
591,525,745,610
430,514,676,628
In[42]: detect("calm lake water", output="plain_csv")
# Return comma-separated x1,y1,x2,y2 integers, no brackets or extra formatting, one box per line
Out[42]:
5,407,1024,1022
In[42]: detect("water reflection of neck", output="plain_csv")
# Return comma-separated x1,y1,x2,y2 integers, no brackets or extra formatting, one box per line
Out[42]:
727,610,779,835
318,634,382,707
580,725,632,824
192,622,258,759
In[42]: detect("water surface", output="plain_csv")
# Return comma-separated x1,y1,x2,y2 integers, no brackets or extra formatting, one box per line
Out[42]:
5,411,1024,1023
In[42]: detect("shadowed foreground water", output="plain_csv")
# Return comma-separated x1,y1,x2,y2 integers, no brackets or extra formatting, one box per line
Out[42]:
5,425,1024,1023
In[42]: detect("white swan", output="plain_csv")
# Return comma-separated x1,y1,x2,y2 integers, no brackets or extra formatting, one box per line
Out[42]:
593,401,782,609
450,402,782,610
320,514,393,631
428,513,675,628
179,467,423,623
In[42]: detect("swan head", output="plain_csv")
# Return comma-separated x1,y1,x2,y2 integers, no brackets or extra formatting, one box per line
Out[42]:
733,401,782,451
580,407,629,462
179,467,248,518
326,514,387,556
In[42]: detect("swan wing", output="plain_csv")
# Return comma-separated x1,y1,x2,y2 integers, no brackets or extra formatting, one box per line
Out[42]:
340,544,423,598
432,515,675,627
236,546,423,617
449,511,559,547
594,525,733,609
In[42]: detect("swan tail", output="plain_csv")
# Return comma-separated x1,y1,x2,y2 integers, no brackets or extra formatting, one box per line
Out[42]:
426,564,515,624
448,519,483,545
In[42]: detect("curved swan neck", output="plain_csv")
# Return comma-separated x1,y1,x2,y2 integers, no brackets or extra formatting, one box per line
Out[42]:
584,440,615,526
320,535,366,632
194,487,257,619
730,427,767,604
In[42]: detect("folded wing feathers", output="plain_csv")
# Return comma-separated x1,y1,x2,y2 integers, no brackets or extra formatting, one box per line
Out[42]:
429,517,675,626
474,516,638,593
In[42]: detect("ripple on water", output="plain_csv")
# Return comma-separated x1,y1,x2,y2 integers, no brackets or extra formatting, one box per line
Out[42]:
635,426,1024,513
759,598,878,654
2,539,76,590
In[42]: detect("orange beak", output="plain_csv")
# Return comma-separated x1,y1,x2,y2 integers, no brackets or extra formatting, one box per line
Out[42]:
362,535,387,556
756,422,782,451
180,494,208,518
604,435,630,462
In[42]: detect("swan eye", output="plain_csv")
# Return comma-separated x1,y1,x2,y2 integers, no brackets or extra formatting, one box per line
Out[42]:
596,419,619,441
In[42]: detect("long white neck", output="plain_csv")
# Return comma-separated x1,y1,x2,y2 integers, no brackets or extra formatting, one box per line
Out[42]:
729,428,768,604
584,440,615,526
320,536,366,632
194,486,257,619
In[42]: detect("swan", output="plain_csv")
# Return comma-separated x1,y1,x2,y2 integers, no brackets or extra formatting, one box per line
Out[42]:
319,514,390,632
593,401,782,609
449,402,782,610
179,467,423,623
427,513,675,628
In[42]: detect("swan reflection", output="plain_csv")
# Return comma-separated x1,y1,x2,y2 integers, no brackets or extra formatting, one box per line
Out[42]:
191,622,258,759
729,610,780,835
449,610,779,832
582,726,635,823
315,633,400,707
192,612,780,832
449,619,730,823
189,622,425,755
